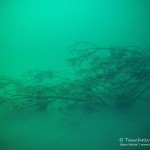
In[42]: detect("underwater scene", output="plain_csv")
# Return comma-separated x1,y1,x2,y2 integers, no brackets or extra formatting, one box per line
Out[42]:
0,0,150,150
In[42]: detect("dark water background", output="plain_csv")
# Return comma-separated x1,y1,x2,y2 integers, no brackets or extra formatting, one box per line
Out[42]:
0,0,150,150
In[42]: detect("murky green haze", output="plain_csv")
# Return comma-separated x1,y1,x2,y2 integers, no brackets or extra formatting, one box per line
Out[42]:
0,0,150,150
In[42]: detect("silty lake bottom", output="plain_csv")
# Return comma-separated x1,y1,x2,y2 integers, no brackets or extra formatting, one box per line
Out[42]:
0,0,150,150
0,103,150,150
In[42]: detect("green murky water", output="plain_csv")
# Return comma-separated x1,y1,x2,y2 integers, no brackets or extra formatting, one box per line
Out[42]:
0,0,150,150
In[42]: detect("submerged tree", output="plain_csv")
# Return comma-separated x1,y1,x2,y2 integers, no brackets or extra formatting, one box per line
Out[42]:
67,42,150,110
0,42,150,115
